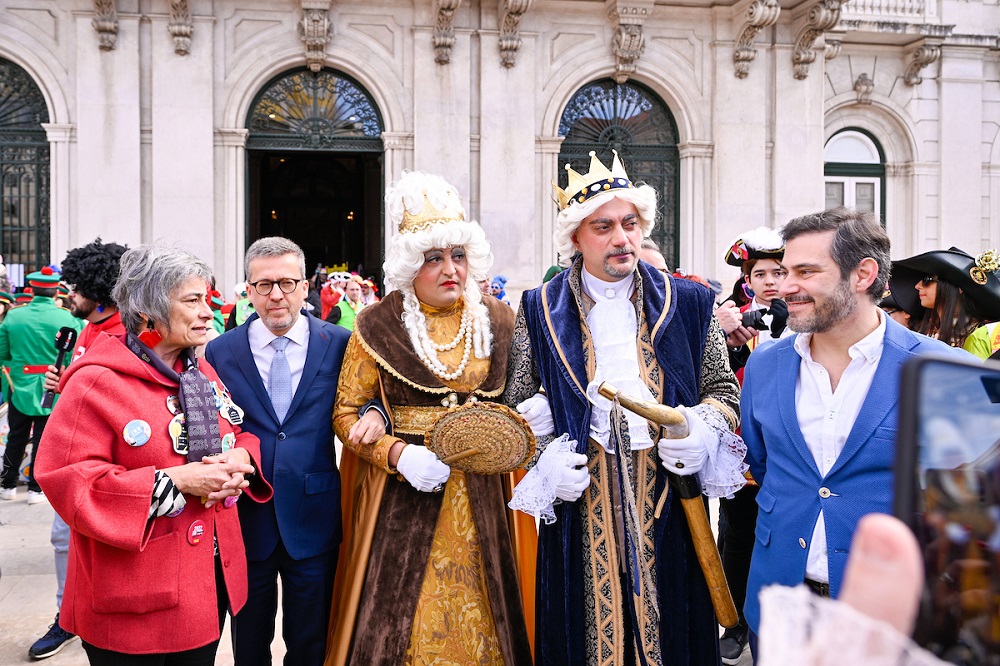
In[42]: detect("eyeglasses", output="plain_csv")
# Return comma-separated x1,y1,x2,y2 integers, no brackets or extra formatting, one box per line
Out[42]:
919,276,938,287
248,278,304,296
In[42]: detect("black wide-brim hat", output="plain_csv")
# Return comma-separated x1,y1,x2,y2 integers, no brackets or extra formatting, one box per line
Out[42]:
889,247,1000,321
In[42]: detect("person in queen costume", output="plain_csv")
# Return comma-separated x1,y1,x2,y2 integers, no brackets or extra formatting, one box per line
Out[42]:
324,171,534,665
504,151,746,665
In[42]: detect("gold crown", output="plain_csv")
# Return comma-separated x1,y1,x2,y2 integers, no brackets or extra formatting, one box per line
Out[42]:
553,150,633,210
399,191,465,234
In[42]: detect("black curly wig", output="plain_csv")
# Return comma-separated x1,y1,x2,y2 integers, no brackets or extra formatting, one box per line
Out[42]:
60,238,128,306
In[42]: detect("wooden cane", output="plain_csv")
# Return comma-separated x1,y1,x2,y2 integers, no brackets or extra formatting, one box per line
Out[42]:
597,382,739,629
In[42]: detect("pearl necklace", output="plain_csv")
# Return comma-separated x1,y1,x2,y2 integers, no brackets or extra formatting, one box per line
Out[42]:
414,306,473,381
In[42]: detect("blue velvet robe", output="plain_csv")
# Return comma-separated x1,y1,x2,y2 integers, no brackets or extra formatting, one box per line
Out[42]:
511,260,730,665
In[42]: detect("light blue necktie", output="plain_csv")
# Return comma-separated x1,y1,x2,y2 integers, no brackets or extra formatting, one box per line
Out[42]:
269,336,292,422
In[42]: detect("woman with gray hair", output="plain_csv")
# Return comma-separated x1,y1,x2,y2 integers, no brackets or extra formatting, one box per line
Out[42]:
34,244,272,665
325,171,533,665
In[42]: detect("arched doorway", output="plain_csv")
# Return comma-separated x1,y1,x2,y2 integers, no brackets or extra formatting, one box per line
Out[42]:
246,68,384,281
557,79,680,268
0,58,50,275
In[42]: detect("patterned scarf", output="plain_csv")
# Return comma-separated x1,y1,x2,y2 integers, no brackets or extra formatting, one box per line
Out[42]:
125,332,222,462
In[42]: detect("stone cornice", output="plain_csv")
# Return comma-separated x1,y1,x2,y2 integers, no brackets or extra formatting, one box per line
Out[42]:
733,0,781,79
215,128,250,147
299,0,332,72
792,0,849,80
536,136,565,154
92,0,118,51
41,124,75,143
678,141,714,158
498,0,534,68
382,132,415,150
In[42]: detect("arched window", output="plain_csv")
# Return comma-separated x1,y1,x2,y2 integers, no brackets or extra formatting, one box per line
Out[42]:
247,68,383,151
557,79,680,268
0,58,50,272
245,68,385,281
824,129,886,223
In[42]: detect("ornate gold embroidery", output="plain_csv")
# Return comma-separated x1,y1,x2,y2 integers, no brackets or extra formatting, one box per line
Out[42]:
403,471,503,664
392,405,447,435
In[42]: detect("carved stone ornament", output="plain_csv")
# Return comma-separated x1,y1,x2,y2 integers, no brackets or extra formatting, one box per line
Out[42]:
299,0,332,73
733,0,781,79
854,72,874,103
434,0,463,65
792,0,849,80
92,0,118,51
168,0,193,56
904,41,941,85
606,0,654,84
498,0,534,68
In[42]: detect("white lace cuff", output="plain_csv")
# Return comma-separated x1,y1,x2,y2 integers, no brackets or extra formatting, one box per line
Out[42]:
759,584,947,666
690,403,747,499
509,434,578,525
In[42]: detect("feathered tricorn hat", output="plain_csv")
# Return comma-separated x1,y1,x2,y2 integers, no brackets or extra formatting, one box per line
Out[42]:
725,227,785,271
553,150,633,210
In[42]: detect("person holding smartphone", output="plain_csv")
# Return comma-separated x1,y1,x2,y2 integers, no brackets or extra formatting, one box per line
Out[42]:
740,208,971,658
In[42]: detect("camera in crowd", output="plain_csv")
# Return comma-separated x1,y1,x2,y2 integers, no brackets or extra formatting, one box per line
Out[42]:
740,298,789,338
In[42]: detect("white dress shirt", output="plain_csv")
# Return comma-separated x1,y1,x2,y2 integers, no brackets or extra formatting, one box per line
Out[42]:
248,313,310,399
793,309,887,582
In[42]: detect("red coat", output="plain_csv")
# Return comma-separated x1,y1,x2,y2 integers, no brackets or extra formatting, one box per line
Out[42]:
35,334,272,654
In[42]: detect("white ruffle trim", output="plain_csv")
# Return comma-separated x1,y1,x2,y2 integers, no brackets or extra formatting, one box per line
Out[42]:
508,434,578,525
759,584,947,666
690,403,748,499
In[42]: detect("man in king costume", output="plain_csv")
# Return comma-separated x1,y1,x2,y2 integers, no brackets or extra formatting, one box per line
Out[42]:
504,152,747,665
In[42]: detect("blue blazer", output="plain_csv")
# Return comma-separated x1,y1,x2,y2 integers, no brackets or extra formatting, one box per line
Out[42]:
741,315,969,632
205,311,350,562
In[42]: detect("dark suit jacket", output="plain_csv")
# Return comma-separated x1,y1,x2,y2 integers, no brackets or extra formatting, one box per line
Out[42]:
741,315,970,632
206,311,350,561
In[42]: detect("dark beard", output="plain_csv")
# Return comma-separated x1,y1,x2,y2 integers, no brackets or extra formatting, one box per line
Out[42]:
787,279,856,334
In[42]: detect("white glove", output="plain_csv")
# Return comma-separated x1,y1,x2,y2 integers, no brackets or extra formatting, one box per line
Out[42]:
535,441,590,502
516,392,555,438
396,444,451,493
657,405,712,476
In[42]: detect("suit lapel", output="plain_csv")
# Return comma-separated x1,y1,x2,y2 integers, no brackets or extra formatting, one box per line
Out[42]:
285,313,329,420
235,313,280,424
777,341,821,476
829,319,914,476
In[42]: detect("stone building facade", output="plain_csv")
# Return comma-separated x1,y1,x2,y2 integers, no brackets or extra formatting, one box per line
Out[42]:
0,0,998,291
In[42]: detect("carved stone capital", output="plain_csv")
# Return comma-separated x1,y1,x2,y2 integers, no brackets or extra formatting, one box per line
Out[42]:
824,30,844,61
498,0,534,68
434,0,463,65
733,0,781,79
168,0,193,56
92,0,118,51
606,0,654,83
904,40,941,85
854,72,874,103
299,1,332,72
792,0,849,80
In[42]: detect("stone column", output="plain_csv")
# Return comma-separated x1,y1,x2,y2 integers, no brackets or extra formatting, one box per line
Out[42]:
216,128,248,289
74,13,142,246
412,27,473,197
678,140,716,276
41,124,73,262
149,14,215,259
937,45,986,251
477,32,537,289
536,136,564,275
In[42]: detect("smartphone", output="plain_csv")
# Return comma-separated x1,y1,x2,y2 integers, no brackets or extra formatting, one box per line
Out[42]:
895,354,1000,664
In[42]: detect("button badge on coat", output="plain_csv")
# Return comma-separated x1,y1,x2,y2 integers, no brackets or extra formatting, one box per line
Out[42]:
123,420,152,447
187,520,206,545
221,432,235,453
169,414,188,455
166,395,182,415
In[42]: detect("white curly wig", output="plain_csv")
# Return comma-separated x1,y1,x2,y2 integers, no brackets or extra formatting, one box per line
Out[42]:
553,185,659,268
383,171,494,359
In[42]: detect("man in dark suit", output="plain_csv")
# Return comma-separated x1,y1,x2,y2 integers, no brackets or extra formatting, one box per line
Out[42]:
740,208,970,656
206,237,376,665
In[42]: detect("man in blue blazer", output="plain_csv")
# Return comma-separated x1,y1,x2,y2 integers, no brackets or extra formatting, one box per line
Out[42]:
206,238,364,666
741,209,969,650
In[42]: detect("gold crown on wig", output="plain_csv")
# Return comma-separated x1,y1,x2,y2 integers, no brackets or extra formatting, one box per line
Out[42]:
399,191,466,234
553,150,633,210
